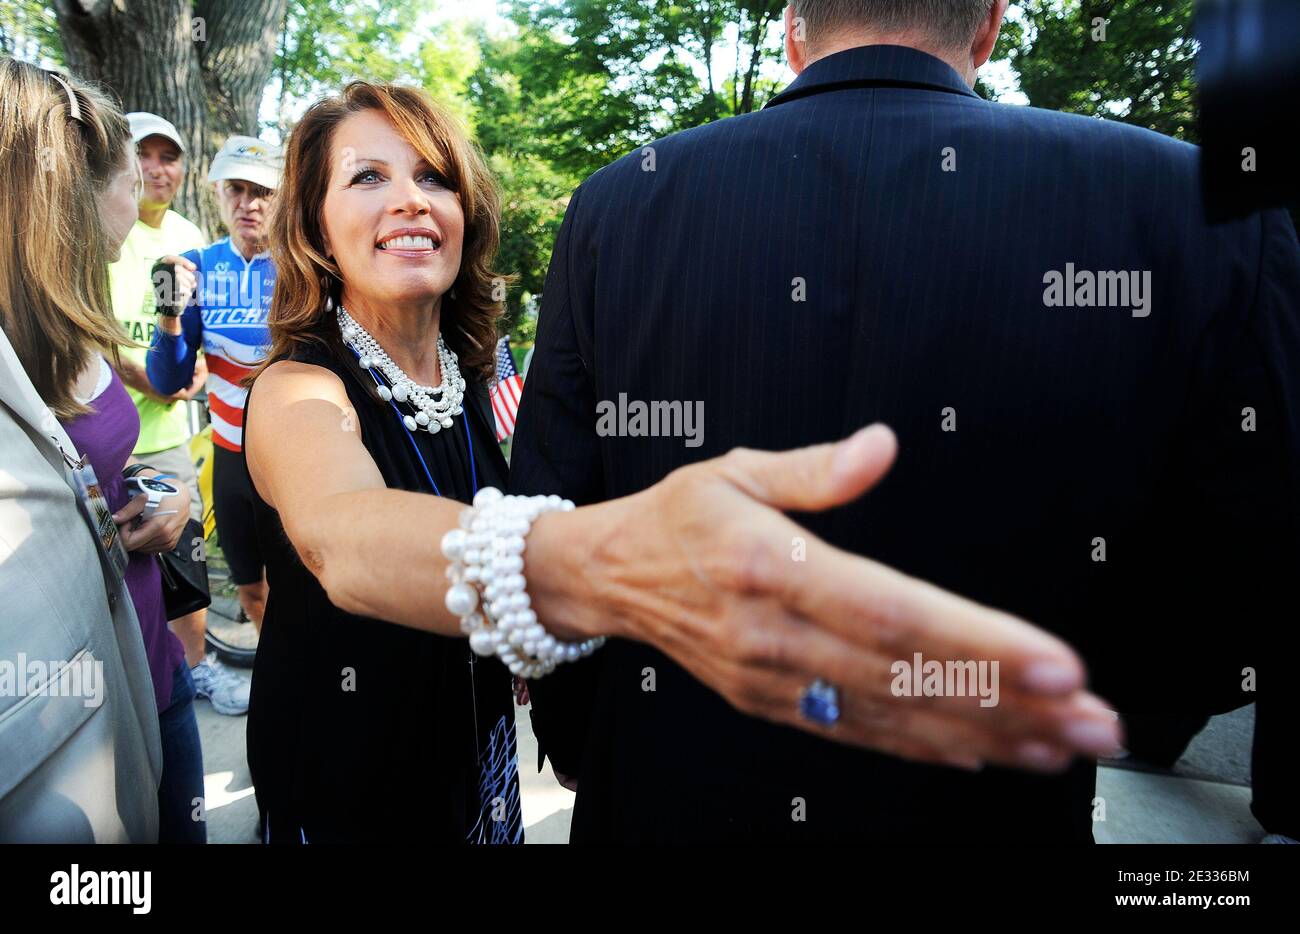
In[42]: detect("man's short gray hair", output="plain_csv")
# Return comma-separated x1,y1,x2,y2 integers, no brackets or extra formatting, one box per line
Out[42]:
790,1,996,50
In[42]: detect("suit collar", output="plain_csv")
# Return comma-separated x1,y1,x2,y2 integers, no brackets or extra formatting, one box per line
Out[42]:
765,44,980,109
0,322,79,472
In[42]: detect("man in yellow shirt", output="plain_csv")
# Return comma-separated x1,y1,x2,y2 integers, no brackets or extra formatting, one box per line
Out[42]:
109,112,249,716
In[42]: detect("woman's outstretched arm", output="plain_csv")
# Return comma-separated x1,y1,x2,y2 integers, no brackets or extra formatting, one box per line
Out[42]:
247,359,1122,772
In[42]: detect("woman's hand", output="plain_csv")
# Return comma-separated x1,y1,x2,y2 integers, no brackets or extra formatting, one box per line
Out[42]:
113,476,191,554
527,425,1123,774
247,358,1122,773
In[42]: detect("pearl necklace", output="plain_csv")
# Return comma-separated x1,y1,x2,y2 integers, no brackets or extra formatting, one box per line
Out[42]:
337,305,466,434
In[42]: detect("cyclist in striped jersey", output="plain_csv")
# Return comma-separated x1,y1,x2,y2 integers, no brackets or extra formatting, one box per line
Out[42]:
149,136,282,635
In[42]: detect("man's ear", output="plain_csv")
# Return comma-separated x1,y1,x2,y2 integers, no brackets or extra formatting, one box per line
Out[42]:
785,5,808,75
971,0,1009,70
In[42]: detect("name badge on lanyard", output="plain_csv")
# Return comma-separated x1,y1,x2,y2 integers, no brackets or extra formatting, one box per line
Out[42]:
64,449,130,582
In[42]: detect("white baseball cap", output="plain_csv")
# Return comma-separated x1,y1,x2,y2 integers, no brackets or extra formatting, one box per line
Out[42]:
126,112,186,153
208,135,283,191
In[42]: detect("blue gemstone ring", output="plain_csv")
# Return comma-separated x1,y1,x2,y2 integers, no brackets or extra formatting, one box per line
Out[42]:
799,679,841,727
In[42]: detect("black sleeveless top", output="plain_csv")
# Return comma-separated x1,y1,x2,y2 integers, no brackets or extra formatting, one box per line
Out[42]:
244,339,523,844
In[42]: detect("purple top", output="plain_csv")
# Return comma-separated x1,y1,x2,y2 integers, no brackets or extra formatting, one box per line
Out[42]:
62,362,186,714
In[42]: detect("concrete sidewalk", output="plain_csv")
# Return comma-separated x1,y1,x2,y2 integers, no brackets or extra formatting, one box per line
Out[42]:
196,666,1260,844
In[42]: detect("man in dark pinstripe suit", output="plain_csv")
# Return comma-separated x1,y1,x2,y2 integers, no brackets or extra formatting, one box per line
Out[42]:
511,1,1300,841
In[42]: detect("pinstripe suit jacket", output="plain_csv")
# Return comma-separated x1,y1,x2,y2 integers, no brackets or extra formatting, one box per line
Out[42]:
510,45,1300,842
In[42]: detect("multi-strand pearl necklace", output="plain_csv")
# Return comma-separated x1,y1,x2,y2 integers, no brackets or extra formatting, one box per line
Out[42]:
337,305,466,433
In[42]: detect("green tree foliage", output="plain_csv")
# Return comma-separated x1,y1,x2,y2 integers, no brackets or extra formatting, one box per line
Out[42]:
997,0,1198,141
489,152,574,330
272,0,434,134
0,0,62,65
418,18,482,129
464,1,786,335
476,0,786,181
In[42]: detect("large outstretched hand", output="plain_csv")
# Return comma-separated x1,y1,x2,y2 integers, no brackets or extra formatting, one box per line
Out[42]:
534,425,1122,773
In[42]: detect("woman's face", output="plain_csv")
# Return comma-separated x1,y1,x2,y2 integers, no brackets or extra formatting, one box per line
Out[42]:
321,108,465,315
97,149,141,262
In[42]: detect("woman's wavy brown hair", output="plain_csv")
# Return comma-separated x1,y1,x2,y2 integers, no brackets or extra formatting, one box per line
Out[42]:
0,57,132,418
260,81,506,387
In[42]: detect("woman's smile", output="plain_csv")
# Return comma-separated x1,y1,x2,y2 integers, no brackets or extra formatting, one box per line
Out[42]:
376,226,442,257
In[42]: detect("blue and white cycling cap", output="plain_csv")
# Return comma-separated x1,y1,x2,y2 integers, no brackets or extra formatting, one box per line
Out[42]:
208,135,282,190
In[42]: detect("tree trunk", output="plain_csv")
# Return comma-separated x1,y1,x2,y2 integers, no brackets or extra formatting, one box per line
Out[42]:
700,1,716,114
739,2,779,114
53,0,288,239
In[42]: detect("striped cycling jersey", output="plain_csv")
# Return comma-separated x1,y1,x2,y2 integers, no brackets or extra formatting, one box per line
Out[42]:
148,237,275,452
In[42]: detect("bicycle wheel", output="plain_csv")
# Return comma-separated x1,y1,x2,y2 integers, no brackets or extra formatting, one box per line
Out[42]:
193,426,259,667
203,532,259,668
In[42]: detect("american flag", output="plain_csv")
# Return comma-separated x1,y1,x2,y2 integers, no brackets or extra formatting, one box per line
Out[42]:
490,337,524,442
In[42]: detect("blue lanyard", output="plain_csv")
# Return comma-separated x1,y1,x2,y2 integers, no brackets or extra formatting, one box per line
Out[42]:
345,345,479,499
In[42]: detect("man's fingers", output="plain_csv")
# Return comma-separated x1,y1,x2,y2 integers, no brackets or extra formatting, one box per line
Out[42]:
718,424,898,514
154,257,196,304
159,253,196,271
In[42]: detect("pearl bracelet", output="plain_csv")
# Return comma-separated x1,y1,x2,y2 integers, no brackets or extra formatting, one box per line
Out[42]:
441,488,604,679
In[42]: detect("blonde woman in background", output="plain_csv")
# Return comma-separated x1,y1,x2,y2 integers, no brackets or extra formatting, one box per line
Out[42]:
0,58,204,843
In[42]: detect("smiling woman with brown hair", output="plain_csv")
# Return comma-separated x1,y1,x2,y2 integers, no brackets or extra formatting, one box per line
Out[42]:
256,83,502,385
243,80,1119,844
245,84,525,843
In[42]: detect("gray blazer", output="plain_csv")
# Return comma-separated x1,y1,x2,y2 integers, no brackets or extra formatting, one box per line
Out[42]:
0,325,162,842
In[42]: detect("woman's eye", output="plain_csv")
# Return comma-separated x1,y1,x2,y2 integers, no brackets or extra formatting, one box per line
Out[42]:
420,171,449,188
350,169,381,185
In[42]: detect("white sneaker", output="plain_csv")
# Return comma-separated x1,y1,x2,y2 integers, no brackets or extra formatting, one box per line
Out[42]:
192,655,250,716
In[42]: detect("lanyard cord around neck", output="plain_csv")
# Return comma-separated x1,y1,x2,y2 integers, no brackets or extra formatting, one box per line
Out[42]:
344,343,480,500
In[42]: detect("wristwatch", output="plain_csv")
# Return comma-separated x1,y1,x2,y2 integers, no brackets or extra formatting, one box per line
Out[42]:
124,474,180,516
